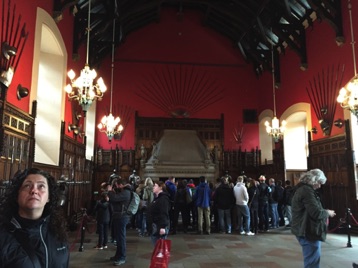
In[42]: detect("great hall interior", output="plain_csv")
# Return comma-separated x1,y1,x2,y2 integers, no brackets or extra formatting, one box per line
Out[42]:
1,0,358,261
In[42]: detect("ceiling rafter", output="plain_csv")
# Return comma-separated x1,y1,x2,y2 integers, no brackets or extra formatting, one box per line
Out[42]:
55,0,343,78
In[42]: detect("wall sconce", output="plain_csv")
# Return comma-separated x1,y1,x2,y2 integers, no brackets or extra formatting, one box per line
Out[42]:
334,119,344,128
16,84,29,100
311,127,318,134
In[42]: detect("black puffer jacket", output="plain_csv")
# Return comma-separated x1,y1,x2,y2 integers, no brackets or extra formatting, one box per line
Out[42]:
0,215,69,268
147,191,171,233
213,183,235,210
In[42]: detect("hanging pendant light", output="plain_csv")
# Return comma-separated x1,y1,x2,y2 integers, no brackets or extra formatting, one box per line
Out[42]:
97,19,123,142
337,0,358,120
264,45,287,142
64,0,106,115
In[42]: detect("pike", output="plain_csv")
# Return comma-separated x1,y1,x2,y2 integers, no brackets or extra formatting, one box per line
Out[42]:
306,83,320,119
0,0,5,68
5,0,10,49
13,26,28,71
328,65,335,125
8,14,21,69
9,3,15,47
312,78,322,119
5,5,18,71
1,0,4,46
316,72,324,116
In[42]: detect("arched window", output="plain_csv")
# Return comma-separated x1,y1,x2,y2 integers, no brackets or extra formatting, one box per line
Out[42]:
30,8,67,165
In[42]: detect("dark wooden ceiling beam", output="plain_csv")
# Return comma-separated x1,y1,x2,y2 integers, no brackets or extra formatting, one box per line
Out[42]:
307,0,343,44
69,0,343,77
53,0,78,22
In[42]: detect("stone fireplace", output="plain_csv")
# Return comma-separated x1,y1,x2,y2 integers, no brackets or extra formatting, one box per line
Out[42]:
142,129,217,182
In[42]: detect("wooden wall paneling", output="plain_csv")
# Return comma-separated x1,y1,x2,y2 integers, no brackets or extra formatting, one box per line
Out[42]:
0,102,35,181
93,147,136,189
307,120,358,228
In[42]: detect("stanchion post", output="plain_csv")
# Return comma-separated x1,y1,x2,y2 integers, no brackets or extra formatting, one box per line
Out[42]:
79,208,87,252
347,208,352,248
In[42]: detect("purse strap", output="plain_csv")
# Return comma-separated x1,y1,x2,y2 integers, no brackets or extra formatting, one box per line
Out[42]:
13,230,42,268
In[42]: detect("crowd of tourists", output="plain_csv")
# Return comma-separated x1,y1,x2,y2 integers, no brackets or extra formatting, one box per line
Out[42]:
91,170,297,266
0,167,334,268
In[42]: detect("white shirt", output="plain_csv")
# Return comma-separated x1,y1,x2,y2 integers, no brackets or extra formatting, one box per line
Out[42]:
233,182,249,205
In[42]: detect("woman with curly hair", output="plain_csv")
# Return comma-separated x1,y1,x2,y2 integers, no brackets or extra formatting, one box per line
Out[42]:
0,168,69,267
291,168,336,268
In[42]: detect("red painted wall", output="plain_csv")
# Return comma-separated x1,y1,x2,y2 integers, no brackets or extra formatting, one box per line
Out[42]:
5,2,356,153
95,8,263,150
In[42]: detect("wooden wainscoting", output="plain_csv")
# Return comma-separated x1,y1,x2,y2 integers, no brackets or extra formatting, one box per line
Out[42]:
307,119,358,228
0,101,35,182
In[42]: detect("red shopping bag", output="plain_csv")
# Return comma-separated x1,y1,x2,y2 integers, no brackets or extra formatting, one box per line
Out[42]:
149,239,171,268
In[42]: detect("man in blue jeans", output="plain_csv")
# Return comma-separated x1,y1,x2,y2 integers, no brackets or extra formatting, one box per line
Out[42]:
268,178,279,229
233,176,254,236
107,179,131,266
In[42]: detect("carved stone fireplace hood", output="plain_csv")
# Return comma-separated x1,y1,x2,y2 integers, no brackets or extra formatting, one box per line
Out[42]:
143,129,216,181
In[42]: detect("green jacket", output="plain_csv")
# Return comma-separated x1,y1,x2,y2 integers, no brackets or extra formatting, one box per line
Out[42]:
291,182,329,241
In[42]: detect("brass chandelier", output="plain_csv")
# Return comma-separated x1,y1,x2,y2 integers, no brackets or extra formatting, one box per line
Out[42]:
337,0,358,119
97,19,123,142
264,45,287,142
64,0,106,115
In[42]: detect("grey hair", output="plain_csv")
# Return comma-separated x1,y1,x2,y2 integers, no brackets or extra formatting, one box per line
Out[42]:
145,177,154,187
299,169,327,185
237,176,244,182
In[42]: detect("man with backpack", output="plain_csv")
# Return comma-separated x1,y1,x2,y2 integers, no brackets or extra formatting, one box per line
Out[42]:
107,178,132,266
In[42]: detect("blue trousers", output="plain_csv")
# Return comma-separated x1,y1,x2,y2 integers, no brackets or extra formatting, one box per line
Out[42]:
97,221,109,246
269,202,279,228
113,215,130,261
297,236,321,268
217,208,232,233
236,204,251,233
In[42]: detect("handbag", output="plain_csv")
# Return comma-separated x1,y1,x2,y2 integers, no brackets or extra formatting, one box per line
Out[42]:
149,239,171,268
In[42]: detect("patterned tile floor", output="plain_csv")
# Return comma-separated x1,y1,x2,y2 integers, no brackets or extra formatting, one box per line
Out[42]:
69,226,358,267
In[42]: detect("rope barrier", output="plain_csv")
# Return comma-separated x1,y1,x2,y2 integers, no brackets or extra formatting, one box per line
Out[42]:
326,208,357,248
68,209,97,252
